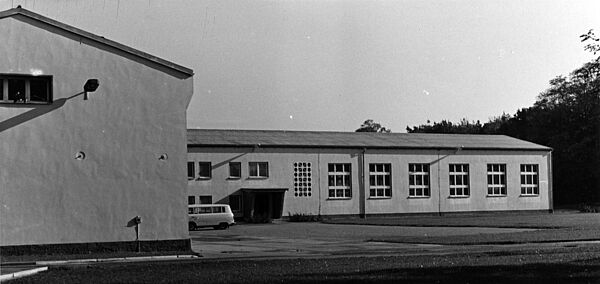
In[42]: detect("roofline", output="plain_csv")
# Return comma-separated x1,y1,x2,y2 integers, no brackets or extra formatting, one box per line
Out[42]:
187,143,552,152
0,7,193,77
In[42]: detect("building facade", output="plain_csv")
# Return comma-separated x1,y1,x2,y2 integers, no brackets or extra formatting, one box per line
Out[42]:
0,7,194,253
188,129,552,220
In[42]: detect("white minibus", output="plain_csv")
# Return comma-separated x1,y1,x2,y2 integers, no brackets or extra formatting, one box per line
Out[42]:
188,204,235,230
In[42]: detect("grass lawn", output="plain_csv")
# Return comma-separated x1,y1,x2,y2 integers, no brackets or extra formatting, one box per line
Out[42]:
324,211,600,245
9,245,600,283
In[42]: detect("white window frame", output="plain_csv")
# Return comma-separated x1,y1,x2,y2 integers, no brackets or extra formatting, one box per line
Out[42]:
449,164,470,197
249,162,269,178
487,164,507,196
409,163,430,198
369,163,392,198
520,164,539,196
328,163,352,199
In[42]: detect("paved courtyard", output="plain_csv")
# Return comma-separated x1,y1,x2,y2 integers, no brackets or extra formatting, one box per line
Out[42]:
190,222,537,258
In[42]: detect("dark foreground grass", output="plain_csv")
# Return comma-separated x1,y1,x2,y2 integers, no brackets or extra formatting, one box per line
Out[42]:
10,245,600,283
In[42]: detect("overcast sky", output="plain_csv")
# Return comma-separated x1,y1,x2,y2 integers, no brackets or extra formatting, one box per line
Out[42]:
3,0,599,132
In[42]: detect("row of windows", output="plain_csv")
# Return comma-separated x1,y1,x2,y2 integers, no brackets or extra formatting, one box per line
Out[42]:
189,161,540,199
188,162,268,180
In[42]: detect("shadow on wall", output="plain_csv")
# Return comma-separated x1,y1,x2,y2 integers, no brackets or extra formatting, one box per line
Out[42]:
0,91,84,132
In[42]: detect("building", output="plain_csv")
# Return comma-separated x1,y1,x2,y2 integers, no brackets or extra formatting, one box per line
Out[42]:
187,129,552,220
0,7,194,254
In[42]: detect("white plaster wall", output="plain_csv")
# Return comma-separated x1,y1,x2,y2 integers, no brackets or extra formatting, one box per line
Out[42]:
0,17,193,246
189,147,551,217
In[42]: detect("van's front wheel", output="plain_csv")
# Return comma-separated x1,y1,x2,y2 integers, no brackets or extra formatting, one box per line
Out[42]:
214,223,229,230
188,222,197,231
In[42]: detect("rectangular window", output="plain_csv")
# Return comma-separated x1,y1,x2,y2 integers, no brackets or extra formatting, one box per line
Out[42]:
187,162,195,180
328,163,352,199
229,195,242,213
229,162,241,179
199,195,212,204
520,164,539,196
487,164,507,196
249,162,269,178
449,164,470,197
198,162,211,179
0,75,52,104
188,196,196,205
369,163,391,198
409,164,430,197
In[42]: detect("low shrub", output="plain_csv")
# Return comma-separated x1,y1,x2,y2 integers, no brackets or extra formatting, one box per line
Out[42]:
288,212,320,222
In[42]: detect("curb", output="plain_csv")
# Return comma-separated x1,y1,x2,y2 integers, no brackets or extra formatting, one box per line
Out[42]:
35,254,199,266
0,266,48,282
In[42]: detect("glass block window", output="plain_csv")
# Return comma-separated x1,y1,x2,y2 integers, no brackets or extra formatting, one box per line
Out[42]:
369,163,391,198
293,162,312,197
520,164,539,196
409,164,430,197
449,164,470,197
328,164,351,199
487,164,507,196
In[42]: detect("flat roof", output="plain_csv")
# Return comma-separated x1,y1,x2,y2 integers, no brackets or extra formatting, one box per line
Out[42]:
187,129,552,151
0,6,193,77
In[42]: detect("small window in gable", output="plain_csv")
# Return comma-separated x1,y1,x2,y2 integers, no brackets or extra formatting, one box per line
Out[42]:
0,75,52,104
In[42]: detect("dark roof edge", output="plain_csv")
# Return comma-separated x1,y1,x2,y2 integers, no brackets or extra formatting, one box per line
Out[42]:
0,7,193,77
187,144,552,151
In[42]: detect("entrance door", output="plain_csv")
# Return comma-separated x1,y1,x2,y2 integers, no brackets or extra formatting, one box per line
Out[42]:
242,190,285,221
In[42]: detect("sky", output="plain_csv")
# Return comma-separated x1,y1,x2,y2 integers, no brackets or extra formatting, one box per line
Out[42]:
2,0,599,132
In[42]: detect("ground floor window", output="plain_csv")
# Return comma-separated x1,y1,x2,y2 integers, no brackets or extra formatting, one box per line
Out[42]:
293,162,312,197
520,164,539,196
229,195,242,213
487,164,507,196
188,196,195,205
369,163,391,198
408,163,430,197
449,164,469,197
328,163,351,199
199,195,212,204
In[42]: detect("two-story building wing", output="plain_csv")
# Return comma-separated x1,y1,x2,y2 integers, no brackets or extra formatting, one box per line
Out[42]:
188,129,552,221
0,7,193,254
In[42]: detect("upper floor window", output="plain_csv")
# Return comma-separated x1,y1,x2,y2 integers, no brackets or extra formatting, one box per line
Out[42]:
188,196,196,205
449,164,470,197
0,75,52,104
187,162,195,180
369,163,391,198
328,163,351,199
409,164,430,197
229,162,241,179
487,164,507,196
249,162,269,178
198,162,212,179
520,164,539,196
